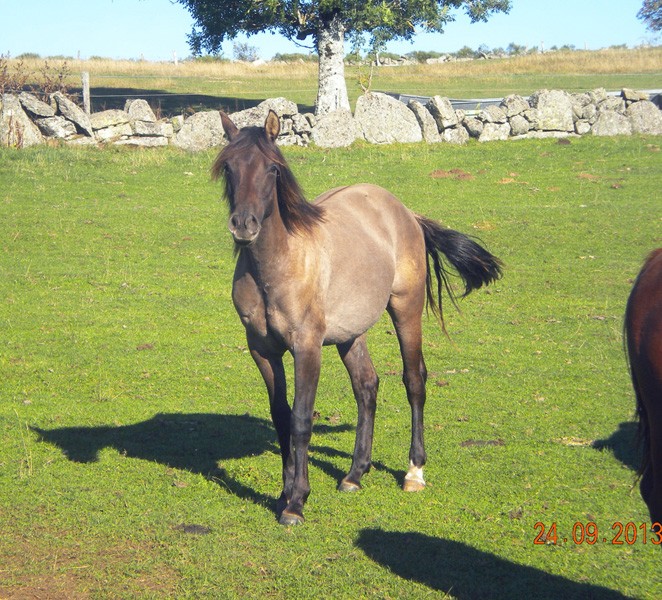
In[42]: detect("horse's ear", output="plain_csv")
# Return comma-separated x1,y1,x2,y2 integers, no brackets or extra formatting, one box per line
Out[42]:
265,110,280,142
220,111,239,141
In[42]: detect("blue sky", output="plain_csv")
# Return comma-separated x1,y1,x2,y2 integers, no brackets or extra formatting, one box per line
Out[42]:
2,0,657,62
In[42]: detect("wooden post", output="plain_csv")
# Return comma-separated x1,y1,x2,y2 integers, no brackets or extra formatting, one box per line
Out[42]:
81,71,91,114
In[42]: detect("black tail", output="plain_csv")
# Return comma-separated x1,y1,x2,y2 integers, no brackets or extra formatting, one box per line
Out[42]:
416,215,503,326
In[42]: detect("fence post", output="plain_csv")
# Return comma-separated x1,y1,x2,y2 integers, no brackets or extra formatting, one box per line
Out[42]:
81,71,90,114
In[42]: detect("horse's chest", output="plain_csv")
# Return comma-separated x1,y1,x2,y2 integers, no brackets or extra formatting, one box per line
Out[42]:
233,275,297,344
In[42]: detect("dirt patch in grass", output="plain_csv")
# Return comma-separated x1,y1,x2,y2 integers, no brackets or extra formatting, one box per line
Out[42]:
0,533,181,599
429,168,474,180
577,172,600,182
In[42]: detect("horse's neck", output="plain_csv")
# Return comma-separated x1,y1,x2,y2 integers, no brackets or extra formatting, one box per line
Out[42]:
245,212,305,282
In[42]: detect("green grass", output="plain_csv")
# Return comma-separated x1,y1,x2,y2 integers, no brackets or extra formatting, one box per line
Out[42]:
1,136,661,598
85,63,662,115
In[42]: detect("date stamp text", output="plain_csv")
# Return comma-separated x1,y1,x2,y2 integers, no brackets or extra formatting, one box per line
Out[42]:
534,521,662,545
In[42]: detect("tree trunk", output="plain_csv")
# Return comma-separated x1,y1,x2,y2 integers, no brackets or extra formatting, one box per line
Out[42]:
315,14,350,116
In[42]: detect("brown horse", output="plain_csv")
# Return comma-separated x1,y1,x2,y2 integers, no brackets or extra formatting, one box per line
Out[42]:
213,110,502,525
625,248,662,526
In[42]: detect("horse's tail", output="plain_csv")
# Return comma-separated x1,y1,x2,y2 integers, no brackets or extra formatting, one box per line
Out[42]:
415,215,503,328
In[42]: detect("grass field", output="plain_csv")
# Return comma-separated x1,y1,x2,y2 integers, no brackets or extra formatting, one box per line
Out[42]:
1,132,661,598
7,45,662,114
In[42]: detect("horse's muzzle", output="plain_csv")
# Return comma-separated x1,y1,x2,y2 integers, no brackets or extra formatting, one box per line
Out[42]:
229,213,261,245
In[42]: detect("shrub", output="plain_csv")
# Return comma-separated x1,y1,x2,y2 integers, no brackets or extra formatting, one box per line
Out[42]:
0,54,29,95
0,54,71,100
454,45,479,59
405,51,444,63
272,53,318,63
233,42,259,62
189,53,228,63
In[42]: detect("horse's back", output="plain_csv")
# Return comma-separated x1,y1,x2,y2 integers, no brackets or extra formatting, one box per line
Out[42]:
314,183,426,278
315,183,418,224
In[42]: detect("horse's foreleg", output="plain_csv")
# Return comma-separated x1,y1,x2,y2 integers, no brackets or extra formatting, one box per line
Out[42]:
388,305,428,492
337,335,379,492
247,337,291,514
279,344,322,526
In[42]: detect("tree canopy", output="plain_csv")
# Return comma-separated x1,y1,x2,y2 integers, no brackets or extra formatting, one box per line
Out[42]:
638,0,662,31
179,0,511,55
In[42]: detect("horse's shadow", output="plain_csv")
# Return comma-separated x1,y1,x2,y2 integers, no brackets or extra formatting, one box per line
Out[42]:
592,420,641,472
31,412,388,515
357,529,633,599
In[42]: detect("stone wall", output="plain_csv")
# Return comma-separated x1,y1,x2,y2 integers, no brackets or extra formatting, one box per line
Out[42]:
0,92,176,148
2,87,661,150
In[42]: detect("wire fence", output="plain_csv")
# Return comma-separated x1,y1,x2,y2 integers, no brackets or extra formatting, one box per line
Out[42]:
65,72,319,115
20,68,662,117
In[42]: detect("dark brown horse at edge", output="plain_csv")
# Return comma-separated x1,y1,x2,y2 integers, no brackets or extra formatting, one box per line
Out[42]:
213,110,503,525
625,248,662,526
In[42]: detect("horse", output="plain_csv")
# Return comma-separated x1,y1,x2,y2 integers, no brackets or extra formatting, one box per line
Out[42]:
213,110,503,525
625,248,662,526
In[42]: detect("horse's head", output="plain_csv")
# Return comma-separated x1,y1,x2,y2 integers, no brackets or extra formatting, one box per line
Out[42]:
213,110,324,248
214,110,282,247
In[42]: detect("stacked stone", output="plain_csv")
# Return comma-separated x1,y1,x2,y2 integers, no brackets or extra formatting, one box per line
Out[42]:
2,87,662,150
0,92,174,147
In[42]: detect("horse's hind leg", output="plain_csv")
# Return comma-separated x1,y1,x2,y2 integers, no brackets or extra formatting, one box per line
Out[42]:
337,335,379,492
387,301,428,492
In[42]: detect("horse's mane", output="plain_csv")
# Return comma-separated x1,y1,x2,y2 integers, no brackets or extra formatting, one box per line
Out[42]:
212,125,325,236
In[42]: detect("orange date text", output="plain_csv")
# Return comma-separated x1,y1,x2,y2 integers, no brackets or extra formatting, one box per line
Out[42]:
534,521,662,545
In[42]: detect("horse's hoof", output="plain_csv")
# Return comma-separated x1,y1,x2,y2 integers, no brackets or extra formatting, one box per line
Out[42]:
279,510,305,526
403,479,426,492
404,461,425,492
338,478,362,492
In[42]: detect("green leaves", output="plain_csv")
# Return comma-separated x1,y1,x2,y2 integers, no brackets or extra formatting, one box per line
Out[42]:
638,0,662,31
176,0,512,51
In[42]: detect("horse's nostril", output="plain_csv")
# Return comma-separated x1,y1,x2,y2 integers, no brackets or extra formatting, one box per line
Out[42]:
228,212,260,243
246,215,259,235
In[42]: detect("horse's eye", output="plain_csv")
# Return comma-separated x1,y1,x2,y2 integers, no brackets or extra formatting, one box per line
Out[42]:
269,164,279,177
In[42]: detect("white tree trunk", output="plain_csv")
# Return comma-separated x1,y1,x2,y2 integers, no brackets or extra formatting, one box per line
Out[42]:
315,14,350,116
